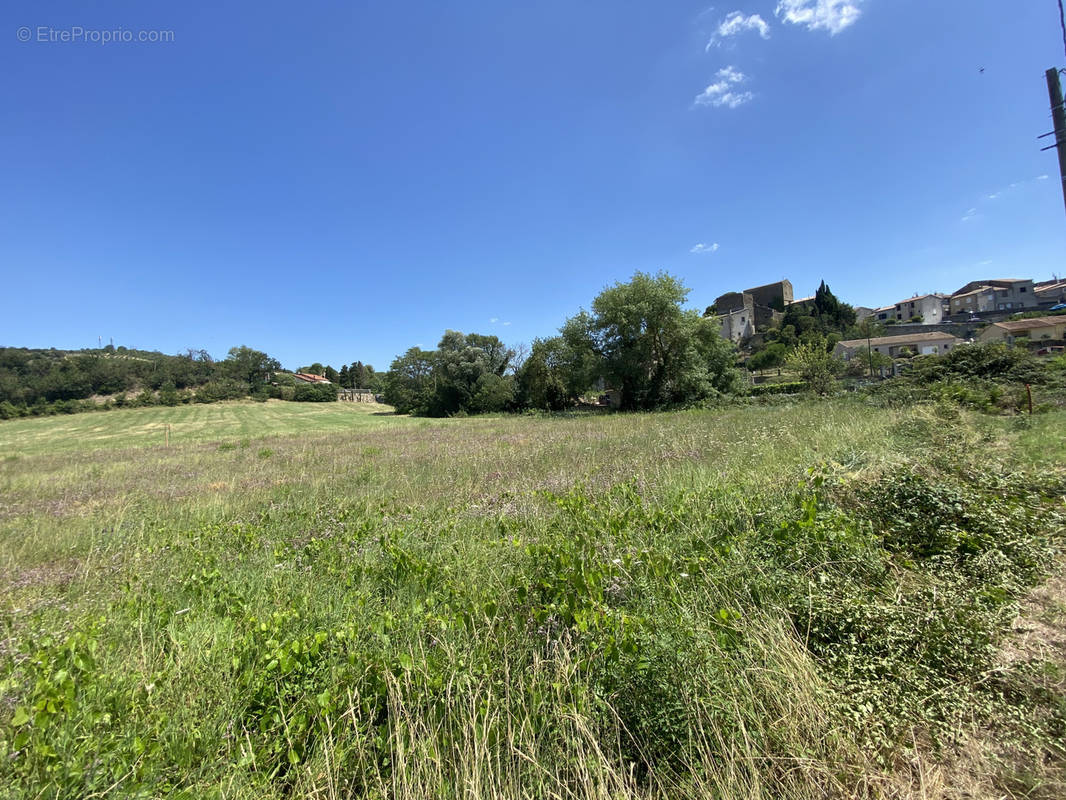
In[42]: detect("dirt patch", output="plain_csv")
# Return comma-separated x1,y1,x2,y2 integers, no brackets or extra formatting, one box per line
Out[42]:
1,558,82,594
912,569,1066,800
1002,571,1066,669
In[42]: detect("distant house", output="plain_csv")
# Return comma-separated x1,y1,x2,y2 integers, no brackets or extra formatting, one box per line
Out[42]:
1034,279,1066,306
853,306,875,321
869,302,895,322
834,331,962,361
948,279,1037,315
292,372,332,384
713,293,756,343
894,294,947,323
978,316,1066,345
862,294,948,324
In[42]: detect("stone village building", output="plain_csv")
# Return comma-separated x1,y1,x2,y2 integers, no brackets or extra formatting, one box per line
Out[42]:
711,280,793,343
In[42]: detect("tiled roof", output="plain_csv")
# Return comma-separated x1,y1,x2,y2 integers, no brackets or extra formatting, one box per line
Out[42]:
837,332,962,348
1034,281,1066,294
986,316,1066,332
899,293,947,302
951,286,995,299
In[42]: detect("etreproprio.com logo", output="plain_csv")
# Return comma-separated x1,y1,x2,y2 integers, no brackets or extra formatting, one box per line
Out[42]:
17,26,175,44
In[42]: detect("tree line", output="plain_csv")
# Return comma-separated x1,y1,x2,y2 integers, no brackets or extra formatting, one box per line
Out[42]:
0,346,255,417
0,271,921,421
384,271,743,416
0,345,377,419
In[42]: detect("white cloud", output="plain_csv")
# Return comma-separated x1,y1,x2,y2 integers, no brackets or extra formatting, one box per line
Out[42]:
489,317,499,323
984,174,1052,204
961,208,978,223
694,66,753,109
775,0,863,35
690,242,721,254
707,11,770,48
502,321,512,326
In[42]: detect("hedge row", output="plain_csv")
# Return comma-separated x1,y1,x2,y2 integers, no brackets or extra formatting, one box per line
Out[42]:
750,381,805,396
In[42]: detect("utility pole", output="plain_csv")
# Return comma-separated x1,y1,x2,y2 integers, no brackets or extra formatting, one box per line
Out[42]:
857,317,875,379
1044,68,1066,219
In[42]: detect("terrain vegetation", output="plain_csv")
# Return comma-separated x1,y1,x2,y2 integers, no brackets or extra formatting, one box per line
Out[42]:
1,396,1064,798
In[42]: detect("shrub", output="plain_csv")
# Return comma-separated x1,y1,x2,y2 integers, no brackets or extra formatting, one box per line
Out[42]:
0,401,24,419
196,379,246,403
786,340,842,395
750,381,805,396
158,382,180,407
913,342,1044,384
748,343,787,372
292,383,337,402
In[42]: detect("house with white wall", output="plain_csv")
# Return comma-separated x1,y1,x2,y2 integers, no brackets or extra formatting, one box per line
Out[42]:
834,331,962,361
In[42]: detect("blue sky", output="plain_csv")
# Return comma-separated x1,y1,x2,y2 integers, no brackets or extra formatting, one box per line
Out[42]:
2,1,1064,370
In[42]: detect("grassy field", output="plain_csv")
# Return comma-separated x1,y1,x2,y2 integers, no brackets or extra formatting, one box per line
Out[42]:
0,400,410,457
1,399,1064,798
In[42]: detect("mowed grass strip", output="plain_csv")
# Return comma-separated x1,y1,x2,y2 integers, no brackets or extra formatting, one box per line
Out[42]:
0,399,410,457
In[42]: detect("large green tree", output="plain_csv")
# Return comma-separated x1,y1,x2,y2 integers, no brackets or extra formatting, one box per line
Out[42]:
429,331,514,416
383,333,515,417
561,271,740,410
382,348,436,414
348,361,375,390
514,337,585,410
222,346,280,390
